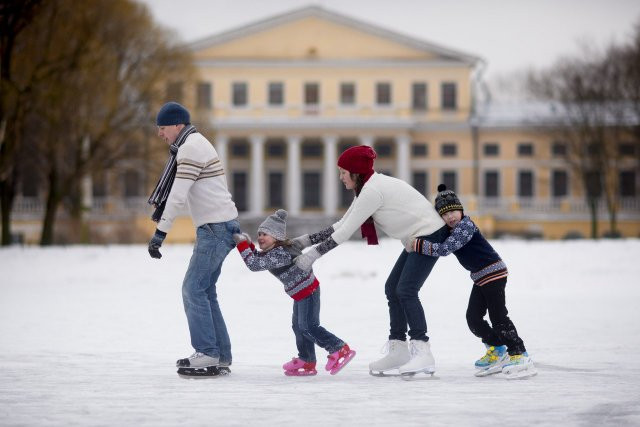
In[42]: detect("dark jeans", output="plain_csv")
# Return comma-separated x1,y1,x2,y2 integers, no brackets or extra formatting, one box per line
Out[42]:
385,225,449,342
466,278,526,355
292,288,345,363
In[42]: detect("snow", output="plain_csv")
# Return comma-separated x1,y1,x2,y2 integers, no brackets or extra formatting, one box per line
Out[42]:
1,239,640,426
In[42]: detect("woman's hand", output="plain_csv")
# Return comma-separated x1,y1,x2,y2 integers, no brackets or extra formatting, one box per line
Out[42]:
290,234,312,250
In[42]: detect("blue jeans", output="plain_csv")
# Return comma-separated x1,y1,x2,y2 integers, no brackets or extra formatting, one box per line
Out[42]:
385,226,449,342
182,219,239,364
292,288,344,363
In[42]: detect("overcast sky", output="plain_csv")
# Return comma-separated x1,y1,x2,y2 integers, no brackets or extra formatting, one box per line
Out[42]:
139,0,640,81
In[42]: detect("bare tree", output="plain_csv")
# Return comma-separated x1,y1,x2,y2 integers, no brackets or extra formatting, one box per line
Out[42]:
7,0,193,245
527,30,640,238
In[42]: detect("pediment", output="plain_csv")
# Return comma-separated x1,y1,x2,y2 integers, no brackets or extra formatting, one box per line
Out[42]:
190,6,479,64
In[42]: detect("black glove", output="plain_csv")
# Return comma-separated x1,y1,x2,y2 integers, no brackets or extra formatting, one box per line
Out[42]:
148,229,167,259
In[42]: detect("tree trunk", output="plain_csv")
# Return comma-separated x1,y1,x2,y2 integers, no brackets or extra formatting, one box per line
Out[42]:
0,178,16,245
588,198,598,239
40,167,59,246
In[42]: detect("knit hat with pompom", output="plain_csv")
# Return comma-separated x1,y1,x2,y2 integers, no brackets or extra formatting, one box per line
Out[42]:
434,184,463,215
258,209,288,240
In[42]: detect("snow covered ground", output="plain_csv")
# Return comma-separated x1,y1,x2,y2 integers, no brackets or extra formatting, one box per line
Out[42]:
1,238,640,426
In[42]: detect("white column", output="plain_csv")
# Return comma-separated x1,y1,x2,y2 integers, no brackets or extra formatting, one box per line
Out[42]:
215,133,228,172
287,135,301,215
250,134,264,216
396,134,411,183
360,134,374,147
323,134,338,216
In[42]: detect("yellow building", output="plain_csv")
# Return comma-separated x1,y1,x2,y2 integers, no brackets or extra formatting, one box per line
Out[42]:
10,5,640,242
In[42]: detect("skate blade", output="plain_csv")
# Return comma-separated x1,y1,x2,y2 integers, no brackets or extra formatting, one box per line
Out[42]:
284,370,317,376
400,369,439,381
504,368,537,380
369,370,401,377
329,351,356,375
475,365,505,377
177,367,229,379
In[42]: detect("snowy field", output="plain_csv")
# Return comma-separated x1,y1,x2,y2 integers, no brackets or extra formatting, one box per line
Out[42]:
1,238,640,426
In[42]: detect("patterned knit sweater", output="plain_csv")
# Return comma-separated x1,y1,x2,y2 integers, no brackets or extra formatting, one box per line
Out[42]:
236,240,319,301
415,216,508,286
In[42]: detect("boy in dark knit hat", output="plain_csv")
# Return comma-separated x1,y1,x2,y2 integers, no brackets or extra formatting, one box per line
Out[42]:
233,209,355,376
407,184,536,379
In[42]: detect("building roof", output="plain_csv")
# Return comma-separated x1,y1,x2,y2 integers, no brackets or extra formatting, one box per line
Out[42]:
188,5,482,66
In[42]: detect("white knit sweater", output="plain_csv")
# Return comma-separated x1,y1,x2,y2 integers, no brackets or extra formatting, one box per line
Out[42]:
157,133,238,233
331,173,445,246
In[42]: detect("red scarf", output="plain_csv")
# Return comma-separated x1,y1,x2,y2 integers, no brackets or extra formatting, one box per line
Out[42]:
356,171,378,245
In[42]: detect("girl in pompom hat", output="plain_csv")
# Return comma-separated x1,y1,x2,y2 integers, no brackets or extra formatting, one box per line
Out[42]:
233,209,355,376
290,145,450,378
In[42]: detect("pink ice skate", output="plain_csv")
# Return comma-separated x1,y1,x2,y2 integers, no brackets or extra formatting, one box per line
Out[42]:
282,358,317,376
325,344,356,375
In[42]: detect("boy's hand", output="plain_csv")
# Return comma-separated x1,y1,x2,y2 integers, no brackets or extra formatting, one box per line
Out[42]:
404,238,416,253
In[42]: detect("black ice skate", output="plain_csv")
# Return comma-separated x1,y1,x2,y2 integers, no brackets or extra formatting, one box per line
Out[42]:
177,366,231,379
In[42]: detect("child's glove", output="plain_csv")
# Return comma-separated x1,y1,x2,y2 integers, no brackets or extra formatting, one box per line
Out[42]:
233,233,252,244
294,248,321,271
148,229,167,259
290,234,312,250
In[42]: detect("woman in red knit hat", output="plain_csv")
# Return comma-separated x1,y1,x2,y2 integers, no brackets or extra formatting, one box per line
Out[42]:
291,145,449,378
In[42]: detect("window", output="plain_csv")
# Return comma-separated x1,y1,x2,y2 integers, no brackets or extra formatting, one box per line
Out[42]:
229,138,249,158
518,171,534,197
441,143,457,157
302,139,323,158
518,143,534,156
484,143,499,156
166,81,183,103
586,171,602,198
552,170,568,197
338,139,357,155
196,82,212,109
412,143,428,157
92,173,107,198
441,82,457,110
552,142,567,157
375,139,394,157
412,82,427,110
484,171,499,197
266,139,285,157
232,82,247,107
268,172,284,207
620,171,636,197
619,143,637,157
303,172,321,208
376,82,391,105
442,171,457,193
304,83,319,106
340,182,352,208
412,171,428,197
268,82,284,106
123,170,140,197
340,82,355,105
232,172,247,212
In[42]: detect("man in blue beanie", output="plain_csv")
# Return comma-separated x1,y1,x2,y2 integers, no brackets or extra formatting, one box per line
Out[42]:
147,101,240,377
